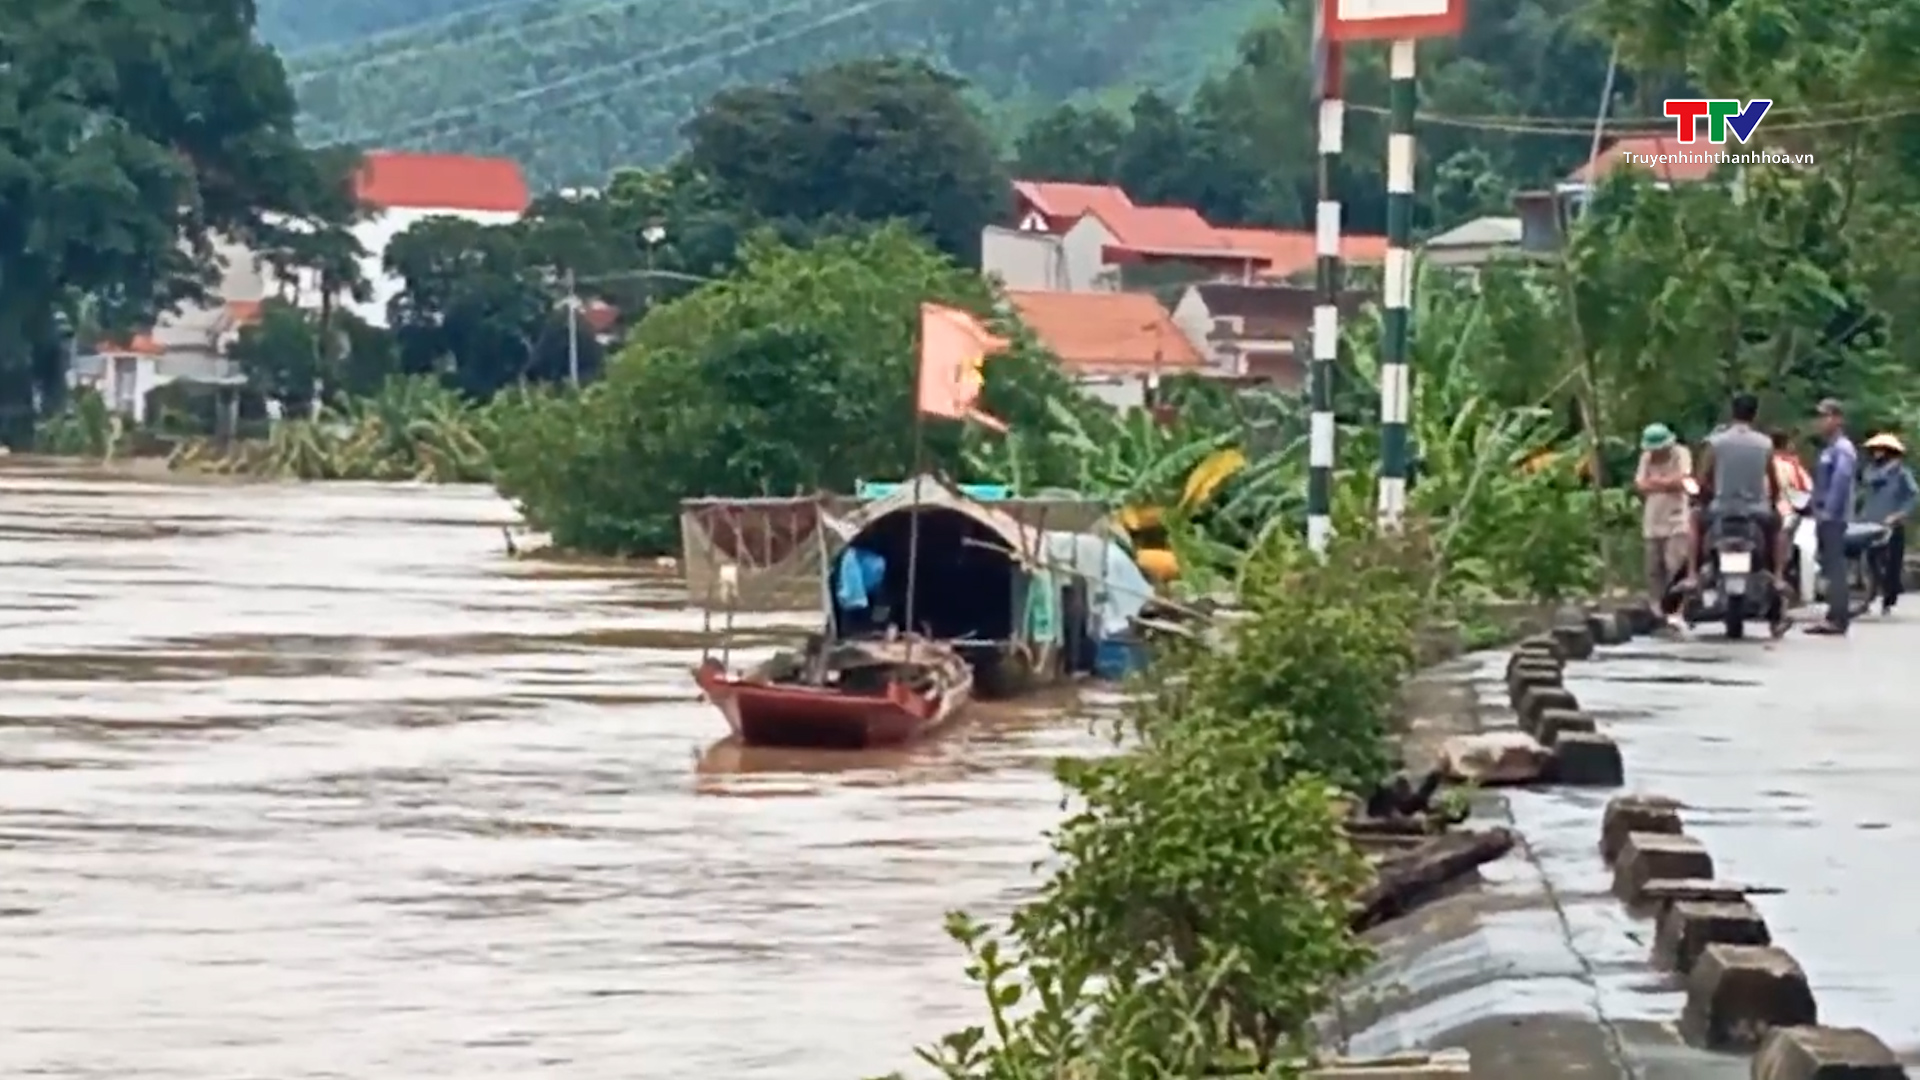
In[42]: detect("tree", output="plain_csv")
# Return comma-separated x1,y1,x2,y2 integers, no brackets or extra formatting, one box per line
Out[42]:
228,300,322,408
383,217,560,397
682,59,1008,262
491,223,1093,554
0,0,354,444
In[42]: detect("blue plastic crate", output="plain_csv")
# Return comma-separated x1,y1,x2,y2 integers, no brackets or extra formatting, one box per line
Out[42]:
1093,636,1148,680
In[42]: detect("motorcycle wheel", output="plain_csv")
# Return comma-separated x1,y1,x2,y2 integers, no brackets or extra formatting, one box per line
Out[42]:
1724,595,1746,639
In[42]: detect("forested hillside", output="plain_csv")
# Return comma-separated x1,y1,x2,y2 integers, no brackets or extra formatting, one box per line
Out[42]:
258,0,509,51
286,0,1274,185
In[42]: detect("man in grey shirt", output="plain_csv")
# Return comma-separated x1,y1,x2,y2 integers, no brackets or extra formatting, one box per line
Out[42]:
1693,392,1785,632
1806,398,1857,634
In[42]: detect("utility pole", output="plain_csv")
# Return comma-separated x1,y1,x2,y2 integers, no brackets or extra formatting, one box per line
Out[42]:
565,268,579,385
1317,0,1461,532
1377,39,1417,526
1308,0,1343,554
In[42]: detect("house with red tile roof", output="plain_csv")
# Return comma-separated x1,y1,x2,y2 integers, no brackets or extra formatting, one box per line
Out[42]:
337,151,532,329
1564,135,1720,188
1514,133,1731,255
74,298,264,422
72,151,532,419
986,178,1390,293
1168,283,1372,388
1010,180,1134,233
1004,290,1203,409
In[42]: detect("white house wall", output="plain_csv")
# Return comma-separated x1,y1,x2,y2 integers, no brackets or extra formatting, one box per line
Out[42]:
1169,288,1239,374
980,227,1069,290
1060,216,1119,292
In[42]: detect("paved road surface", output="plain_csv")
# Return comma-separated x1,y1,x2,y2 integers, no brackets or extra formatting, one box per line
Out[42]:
1348,622,1920,1077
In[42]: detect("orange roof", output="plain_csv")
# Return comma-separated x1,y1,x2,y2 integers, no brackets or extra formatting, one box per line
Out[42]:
224,299,263,325
98,334,164,356
1011,180,1134,223
1106,205,1231,252
581,299,619,333
1213,228,1390,278
1567,137,1717,184
1005,291,1202,373
355,152,531,213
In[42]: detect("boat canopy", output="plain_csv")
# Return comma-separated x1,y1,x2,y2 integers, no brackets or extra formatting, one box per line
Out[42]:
1040,530,1154,637
677,475,1119,610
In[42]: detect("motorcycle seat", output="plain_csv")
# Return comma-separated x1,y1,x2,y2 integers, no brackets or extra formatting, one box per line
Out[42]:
1845,521,1891,551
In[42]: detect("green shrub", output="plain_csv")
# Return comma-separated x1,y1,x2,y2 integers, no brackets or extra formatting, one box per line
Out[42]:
909,524,1430,1079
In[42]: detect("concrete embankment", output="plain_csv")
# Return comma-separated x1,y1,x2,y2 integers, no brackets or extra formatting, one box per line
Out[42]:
1337,607,1919,1078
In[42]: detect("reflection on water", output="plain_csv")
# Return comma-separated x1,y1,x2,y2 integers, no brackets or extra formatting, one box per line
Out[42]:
0,464,1108,1078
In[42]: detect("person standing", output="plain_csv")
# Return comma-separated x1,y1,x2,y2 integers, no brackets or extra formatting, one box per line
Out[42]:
1633,423,1692,617
1859,433,1916,613
1770,430,1812,518
1807,398,1857,635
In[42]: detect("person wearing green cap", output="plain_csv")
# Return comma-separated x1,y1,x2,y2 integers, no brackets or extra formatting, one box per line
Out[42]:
1634,422,1692,617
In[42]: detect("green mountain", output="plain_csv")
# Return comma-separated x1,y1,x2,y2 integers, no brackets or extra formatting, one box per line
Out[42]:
285,0,1274,186
258,0,516,51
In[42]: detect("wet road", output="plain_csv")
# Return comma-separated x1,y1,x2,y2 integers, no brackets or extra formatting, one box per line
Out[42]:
1349,627,1920,1076
1568,627,1920,1050
0,464,1108,1079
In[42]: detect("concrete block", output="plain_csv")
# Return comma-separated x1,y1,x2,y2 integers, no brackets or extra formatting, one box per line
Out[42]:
1533,707,1596,745
1551,731,1623,786
1551,622,1595,660
1612,832,1713,901
1588,610,1630,645
1681,944,1817,1051
1506,656,1562,692
1600,795,1683,862
1515,633,1565,661
1752,1025,1905,1080
1654,899,1771,973
1517,684,1579,733
1507,666,1564,711
1505,650,1561,682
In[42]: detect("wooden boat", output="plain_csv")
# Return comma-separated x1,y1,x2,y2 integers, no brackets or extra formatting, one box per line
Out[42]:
693,635,973,748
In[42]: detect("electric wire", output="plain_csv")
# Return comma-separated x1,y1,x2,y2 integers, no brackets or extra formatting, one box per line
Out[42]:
284,0,555,66
322,0,923,146
285,0,835,84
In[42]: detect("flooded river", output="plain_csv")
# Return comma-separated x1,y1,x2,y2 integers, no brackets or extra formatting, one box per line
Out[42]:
0,464,1108,1078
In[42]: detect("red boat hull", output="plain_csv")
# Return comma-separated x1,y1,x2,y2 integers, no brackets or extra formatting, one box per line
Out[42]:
694,658,968,748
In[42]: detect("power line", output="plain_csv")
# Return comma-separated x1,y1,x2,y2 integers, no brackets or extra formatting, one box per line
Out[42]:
283,0,552,66
327,0,922,146
287,0,832,84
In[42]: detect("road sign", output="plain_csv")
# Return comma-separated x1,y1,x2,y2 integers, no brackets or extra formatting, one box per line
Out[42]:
1321,0,1464,41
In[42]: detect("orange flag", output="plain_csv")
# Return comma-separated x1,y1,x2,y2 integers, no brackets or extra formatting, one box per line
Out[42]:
917,302,1009,432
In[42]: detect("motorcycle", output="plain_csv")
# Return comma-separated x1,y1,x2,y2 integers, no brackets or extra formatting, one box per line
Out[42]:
1789,489,1891,616
1675,477,1785,638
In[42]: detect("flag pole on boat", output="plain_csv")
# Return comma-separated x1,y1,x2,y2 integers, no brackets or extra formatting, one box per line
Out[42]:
911,303,1014,665
903,410,926,664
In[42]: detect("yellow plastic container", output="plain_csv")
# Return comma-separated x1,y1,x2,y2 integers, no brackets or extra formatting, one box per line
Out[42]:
1135,547,1180,582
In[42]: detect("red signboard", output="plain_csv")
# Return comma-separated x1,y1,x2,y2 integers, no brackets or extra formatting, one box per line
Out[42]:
1321,0,1464,41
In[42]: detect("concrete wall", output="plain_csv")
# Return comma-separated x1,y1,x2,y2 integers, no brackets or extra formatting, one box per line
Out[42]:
1061,216,1120,291
981,227,1069,290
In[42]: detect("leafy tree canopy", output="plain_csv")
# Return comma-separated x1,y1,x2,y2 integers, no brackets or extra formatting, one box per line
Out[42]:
490,224,1097,553
0,0,361,443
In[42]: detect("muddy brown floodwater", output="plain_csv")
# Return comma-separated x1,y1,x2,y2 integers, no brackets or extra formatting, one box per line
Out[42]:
0,463,1114,1079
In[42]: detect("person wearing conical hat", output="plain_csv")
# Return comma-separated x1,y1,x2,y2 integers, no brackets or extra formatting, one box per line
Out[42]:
1633,421,1692,619
1860,432,1916,614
